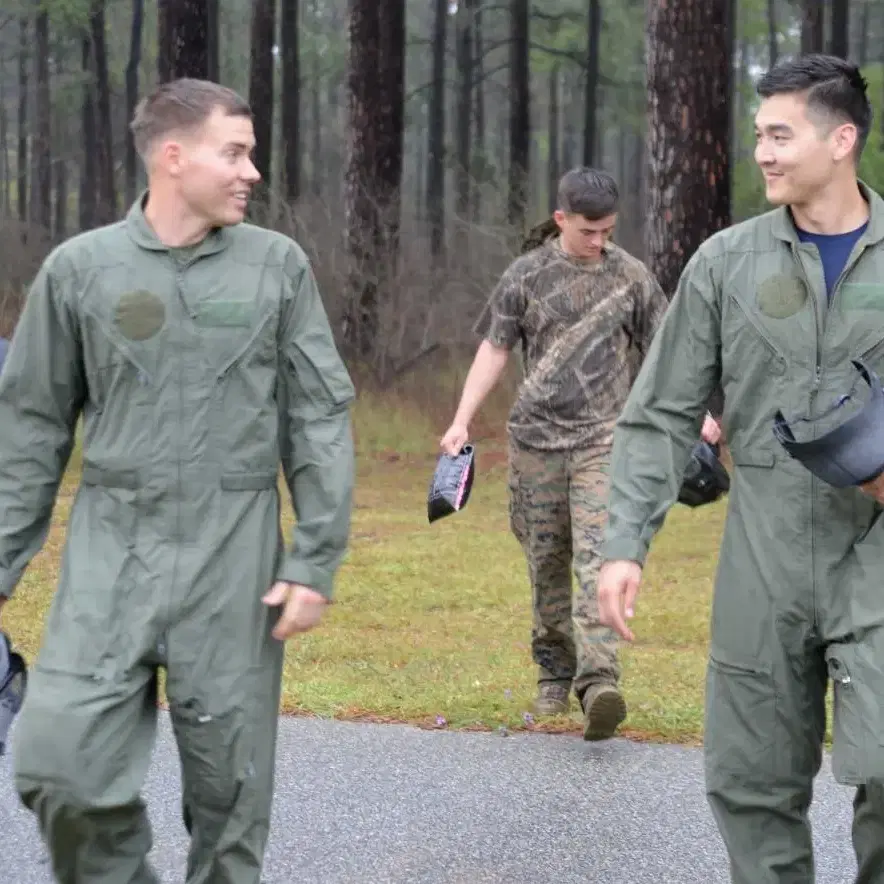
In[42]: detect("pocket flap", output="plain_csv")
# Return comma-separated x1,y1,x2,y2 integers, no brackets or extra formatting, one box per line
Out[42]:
220,472,278,491
81,464,140,489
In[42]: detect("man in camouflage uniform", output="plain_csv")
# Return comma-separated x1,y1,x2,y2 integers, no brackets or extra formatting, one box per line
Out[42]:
440,168,700,739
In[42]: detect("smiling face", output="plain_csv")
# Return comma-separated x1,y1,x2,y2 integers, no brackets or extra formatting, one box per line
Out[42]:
753,91,859,208
163,106,261,227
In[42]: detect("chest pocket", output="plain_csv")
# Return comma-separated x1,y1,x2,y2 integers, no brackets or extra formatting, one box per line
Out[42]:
80,289,167,414
832,283,884,374
720,285,798,465
194,299,280,380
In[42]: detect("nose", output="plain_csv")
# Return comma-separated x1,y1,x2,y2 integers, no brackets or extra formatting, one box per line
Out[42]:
754,140,774,166
243,157,261,183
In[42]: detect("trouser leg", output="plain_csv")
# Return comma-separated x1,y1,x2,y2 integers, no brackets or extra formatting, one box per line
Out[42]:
853,781,884,883
12,665,160,884
824,627,884,883
704,636,826,883
165,589,285,883
567,446,619,701
507,437,574,688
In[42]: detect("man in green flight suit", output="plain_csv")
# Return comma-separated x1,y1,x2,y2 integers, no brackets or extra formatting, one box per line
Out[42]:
0,79,355,883
599,55,884,882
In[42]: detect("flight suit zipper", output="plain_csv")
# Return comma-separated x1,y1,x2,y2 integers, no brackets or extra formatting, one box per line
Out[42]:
790,237,868,637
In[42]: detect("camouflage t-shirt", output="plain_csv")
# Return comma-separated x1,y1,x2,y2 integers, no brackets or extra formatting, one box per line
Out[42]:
473,236,669,451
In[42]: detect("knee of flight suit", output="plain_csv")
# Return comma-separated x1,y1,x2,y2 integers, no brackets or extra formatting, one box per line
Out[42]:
11,669,156,812
702,654,818,798
172,700,274,820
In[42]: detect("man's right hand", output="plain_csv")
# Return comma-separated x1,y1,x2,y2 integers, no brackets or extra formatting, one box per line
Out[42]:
598,560,643,642
440,422,469,457
701,413,722,445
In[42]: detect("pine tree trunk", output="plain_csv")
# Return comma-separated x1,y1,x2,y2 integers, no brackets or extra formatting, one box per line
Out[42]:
547,66,559,212
646,0,731,300
249,0,276,190
583,0,600,165
32,5,52,232
800,0,824,54
17,16,29,226
79,33,98,231
829,0,849,58
125,0,145,207
91,1,117,224
426,0,447,259
508,0,530,233
280,0,300,203
158,0,211,81
342,0,406,361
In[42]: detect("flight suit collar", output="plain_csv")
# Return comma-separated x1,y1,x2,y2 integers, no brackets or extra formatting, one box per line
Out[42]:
125,190,231,259
770,179,884,246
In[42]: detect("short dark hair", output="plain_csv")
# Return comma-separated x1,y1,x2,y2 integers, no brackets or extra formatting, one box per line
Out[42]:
557,167,619,219
131,78,252,159
756,54,873,157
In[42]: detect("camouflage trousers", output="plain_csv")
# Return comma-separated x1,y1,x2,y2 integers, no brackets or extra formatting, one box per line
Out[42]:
507,436,620,701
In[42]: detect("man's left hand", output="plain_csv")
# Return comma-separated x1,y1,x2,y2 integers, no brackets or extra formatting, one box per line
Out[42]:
262,582,329,640
860,473,884,505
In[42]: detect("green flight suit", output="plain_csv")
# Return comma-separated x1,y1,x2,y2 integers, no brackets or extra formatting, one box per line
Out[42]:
603,182,884,883
0,196,355,883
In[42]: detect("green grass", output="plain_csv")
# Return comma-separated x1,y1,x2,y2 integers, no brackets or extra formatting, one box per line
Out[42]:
0,390,834,746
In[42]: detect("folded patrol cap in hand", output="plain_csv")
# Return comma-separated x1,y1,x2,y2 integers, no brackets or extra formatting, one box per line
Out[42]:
0,631,27,756
773,359,884,488
678,441,731,508
427,444,476,523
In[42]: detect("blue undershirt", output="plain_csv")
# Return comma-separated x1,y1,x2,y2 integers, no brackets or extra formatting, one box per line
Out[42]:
796,221,868,301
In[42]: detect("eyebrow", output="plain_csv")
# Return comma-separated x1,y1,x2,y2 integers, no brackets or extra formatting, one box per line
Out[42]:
754,123,793,135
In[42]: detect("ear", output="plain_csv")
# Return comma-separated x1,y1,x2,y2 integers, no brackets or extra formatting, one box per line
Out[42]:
832,123,858,162
553,209,566,230
158,140,185,177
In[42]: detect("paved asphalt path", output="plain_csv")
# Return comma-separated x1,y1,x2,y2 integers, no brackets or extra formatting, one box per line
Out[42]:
0,714,861,883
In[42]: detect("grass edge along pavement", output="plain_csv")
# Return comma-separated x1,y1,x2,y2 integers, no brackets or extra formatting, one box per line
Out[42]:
1,392,835,747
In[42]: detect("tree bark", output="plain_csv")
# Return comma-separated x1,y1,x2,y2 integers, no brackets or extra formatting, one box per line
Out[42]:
249,0,276,190
471,0,485,223
309,0,323,195
829,0,849,58
125,0,145,207
646,0,731,300
561,70,576,172
79,33,98,231
583,0,600,166
766,0,777,68
17,16,29,227
31,3,52,232
426,0,447,259
857,0,869,67
455,0,474,222
508,0,530,232
0,76,9,216
91,1,117,224
548,66,559,212
55,155,68,242
280,0,300,203
342,0,406,360
158,0,211,81
207,0,220,81
800,0,824,54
